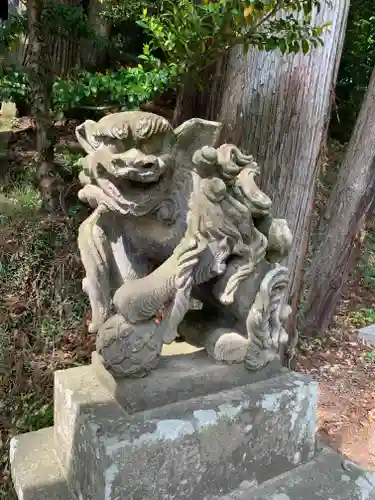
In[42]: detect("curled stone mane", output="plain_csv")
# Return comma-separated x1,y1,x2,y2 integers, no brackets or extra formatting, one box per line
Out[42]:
188,178,245,254
93,111,173,142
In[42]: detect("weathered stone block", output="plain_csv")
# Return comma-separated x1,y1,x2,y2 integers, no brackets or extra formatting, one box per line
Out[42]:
10,427,71,500
53,356,317,500
358,323,375,345
12,429,375,500
219,446,375,500
91,350,287,414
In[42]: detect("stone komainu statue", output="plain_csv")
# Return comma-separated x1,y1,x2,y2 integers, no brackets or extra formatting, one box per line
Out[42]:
76,111,293,378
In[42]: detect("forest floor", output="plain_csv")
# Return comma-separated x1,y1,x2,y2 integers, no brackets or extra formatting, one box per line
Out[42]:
1,122,375,499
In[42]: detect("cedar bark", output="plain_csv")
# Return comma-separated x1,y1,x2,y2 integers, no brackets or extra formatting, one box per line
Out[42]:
27,0,53,160
172,57,229,126
173,84,203,127
302,65,375,335
81,0,111,70
205,0,349,341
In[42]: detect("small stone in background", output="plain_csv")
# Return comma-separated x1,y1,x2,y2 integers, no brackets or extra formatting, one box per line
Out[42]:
358,324,375,346
0,101,17,167
1,101,17,119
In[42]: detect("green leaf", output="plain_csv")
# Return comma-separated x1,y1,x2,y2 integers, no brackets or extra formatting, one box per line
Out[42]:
279,38,287,54
302,38,309,54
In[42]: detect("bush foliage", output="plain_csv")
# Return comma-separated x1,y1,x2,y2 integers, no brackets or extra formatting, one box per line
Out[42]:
332,0,375,141
0,60,174,115
1,0,330,116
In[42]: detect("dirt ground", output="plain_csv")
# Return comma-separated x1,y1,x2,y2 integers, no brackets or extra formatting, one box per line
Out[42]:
296,277,375,472
298,338,375,471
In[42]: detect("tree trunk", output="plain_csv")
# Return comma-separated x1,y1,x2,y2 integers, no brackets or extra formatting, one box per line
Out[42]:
27,0,59,210
81,0,111,71
21,0,83,76
302,65,375,335
204,0,349,345
172,84,203,127
27,0,52,157
172,57,229,126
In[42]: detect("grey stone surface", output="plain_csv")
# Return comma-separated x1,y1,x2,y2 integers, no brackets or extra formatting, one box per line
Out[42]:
92,350,286,414
10,427,71,500
53,364,317,500
358,323,375,345
11,359,375,500
206,446,375,500
11,425,375,500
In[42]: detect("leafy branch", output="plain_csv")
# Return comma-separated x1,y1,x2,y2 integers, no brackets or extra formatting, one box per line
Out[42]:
135,0,330,80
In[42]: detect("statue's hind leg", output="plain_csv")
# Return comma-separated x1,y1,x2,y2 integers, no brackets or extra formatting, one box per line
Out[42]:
177,309,250,363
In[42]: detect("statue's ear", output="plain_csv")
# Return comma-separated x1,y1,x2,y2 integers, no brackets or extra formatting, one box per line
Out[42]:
76,120,98,154
173,118,222,169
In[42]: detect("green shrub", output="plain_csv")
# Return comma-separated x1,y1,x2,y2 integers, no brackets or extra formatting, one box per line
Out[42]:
0,68,30,107
348,307,375,327
0,61,174,115
53,62,174,112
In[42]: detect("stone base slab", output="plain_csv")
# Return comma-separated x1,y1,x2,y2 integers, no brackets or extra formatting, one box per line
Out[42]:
246,444,375,500
50,355,317,500
10,427,71,500
91,350,287,413
11,430,375,500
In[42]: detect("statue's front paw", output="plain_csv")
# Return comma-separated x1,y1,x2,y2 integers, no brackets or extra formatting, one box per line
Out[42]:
96,314,163,378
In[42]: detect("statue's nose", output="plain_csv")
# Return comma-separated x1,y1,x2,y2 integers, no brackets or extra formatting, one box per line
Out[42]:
135,158,158,169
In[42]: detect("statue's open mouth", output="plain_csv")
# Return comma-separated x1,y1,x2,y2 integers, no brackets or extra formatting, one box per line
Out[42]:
110,153,173,191
87,155,176,216
113,177,164,195
233,168,272,217
111,163,172,195
113,164,163,184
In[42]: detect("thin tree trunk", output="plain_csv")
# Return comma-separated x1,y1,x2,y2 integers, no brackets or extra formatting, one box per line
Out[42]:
27,0,52,159
205,0,349,345
302,65,375,336
27,0,59,212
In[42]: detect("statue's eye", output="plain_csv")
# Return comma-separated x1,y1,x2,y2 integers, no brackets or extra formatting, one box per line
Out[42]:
141,136,163,155
102,137,127,153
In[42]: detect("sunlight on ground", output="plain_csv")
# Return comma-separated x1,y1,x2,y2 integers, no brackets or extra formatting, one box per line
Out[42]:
162,342,202,355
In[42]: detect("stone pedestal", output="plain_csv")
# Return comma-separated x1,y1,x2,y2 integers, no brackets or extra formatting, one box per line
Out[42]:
10,352,375,500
